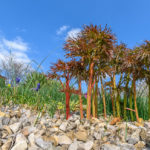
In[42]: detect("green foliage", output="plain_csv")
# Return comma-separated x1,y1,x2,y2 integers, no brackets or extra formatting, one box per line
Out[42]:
24,71,47,88
0,78,5,88
0,72,80,117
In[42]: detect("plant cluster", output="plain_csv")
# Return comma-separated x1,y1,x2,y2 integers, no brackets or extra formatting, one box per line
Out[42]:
48,24,150,122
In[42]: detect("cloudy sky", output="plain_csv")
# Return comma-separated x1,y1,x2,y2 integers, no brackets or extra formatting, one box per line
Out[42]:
0,0,150,73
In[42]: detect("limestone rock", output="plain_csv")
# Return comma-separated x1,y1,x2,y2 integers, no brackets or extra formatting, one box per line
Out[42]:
1,138,12,150
134,141,145,150
35,137,53,150
68,140,78,150
11,141,28,150
9,122,21,133
57,135,72,145
59,122,68,132
75,131,88,142
101,144,120,150
15,133,27,144
78,141,94,150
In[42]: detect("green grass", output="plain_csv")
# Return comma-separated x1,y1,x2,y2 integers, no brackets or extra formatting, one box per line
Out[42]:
0,75,148,120
0,76,85,117
97,93,149,121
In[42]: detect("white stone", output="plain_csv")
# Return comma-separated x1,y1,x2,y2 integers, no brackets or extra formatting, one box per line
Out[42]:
57,135,72,145
9,122,21,133
127,130,140,144
68,141,78,150
11,141,28,150
101,144,120,150
15,133,27,144
93,132,101,140
75,119,80,126
35,137,53,150
59,122,68,131
28,146,40,150
28,133,35,146
78,141,93,150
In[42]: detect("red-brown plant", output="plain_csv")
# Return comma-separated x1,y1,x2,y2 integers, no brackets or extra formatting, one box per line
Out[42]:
64,24,116,119
48,59,78,119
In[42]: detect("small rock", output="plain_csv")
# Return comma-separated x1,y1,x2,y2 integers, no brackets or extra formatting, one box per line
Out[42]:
93,132,101,140
134,141,145,150
42,135,58,146
75,131,88,142
11,141,28,150
66,131,75,141
144,122,150,129
22,126,36,137
118,143,135,150
3,125,12,134
67,123,77,130
49,127,59,133
78,141,93,150
75,119,80,126
59,122,68,131
15,133,27,144
57,135,72,145
127,130,140,144
145,131,150,147
2,117,10,125
28,133,36,146
61,144,69,150
9,122,21,133
28,146,40,150
84,120,90,129
0,111,8,117
55,119,62,126
60,114,65,120
140,128,147,141
24,110,31,117
101,144,120,150
1,138,12,150
35,137,53,150
9,117,18,124
68,140,78,150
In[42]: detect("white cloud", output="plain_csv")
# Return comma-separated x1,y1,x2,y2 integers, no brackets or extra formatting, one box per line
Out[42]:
66,28,81,39
2,37,28,51
0,36,30,64
57,25,70,35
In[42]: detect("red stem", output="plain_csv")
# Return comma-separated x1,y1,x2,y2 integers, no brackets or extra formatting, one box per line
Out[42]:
66,73,71,120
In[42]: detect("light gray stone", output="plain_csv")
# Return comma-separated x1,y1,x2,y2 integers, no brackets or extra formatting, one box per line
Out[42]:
9,117,18,125
57,135,72,145
78,141,94,150
28,133,35,146
35,137,53,150
119,143,135,150
68,140,78,150
55,119,62,126
11,141,28,150
59,122,68,131
144,122,150,129
2,117,10,125
101,144,121,150
15,133,27,144
9,122,21,133
127,130,140,144
93,132,101,140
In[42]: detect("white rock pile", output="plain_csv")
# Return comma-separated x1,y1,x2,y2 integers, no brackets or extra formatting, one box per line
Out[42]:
0,105,150,150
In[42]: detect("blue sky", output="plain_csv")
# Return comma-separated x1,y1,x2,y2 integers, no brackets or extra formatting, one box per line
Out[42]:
0,0,150,73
